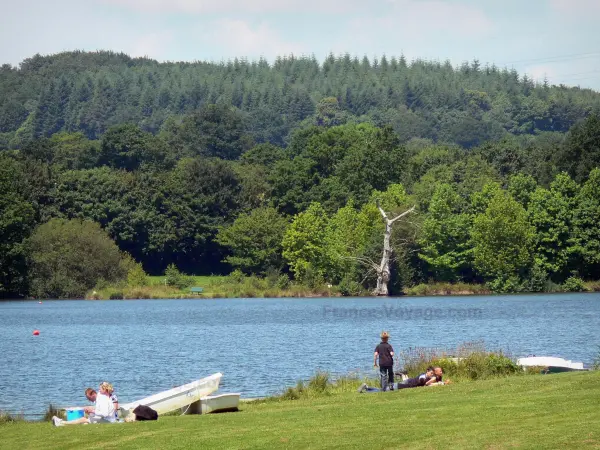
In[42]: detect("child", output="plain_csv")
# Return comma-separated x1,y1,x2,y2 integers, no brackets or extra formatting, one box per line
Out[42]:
373,331,394,391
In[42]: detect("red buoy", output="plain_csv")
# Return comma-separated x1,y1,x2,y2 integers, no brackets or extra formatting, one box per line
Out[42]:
33,330,40,336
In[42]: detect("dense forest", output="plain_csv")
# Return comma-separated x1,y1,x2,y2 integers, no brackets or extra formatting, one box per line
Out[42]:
1,50,600,298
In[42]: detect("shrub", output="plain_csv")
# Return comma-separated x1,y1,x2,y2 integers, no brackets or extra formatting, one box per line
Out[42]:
27,219,129,298
127,262,148,287
338,276,363,297
562,276,587,292
301,265,325,289
523,264,548,293
487,276,523,293
593,346,600,371
398,342,523,381
109,291,124,300
165,264,193,290
276,274,290,290
227,269,245,284
0,411,24,423
265,269,280,288
307,371,329,394
484,353,521,376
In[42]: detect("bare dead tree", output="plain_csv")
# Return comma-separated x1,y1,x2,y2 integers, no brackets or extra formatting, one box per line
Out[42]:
373,201,416,296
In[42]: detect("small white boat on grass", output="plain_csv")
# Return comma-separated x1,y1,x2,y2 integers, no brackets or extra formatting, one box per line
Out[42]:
201,393,240,414
517,356,587,373
180,393,241,415
120,373,222,417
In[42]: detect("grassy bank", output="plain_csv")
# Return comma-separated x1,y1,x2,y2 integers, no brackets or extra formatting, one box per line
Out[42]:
86,274,339,300
1,371,599,449
83,267,600,300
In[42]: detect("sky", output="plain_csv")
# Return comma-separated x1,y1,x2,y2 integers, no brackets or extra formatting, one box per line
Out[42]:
1,0,599,90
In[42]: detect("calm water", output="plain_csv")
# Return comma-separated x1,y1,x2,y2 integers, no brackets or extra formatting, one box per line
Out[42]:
0,294,599,417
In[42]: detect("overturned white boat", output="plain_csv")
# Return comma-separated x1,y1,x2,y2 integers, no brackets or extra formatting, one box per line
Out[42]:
180,393,241,415
517,356,587,373
120,373,222,416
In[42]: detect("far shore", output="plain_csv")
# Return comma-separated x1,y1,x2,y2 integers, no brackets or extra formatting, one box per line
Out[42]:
4,280,599,301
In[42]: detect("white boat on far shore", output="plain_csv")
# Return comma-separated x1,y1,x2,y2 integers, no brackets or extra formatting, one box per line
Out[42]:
120,373,222,417
517,356,588,373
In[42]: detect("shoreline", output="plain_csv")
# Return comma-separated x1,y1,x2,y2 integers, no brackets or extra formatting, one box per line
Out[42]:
4,288,600,302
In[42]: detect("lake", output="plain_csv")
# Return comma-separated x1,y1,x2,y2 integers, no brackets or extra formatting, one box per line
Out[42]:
0,294,599,417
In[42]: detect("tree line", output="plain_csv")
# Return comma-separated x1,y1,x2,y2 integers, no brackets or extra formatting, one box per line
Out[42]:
1,51,600,298
2,51,600,150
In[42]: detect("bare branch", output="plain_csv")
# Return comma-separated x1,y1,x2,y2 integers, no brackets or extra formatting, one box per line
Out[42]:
375,199,389,220
389,205,416,224
338,254,379,271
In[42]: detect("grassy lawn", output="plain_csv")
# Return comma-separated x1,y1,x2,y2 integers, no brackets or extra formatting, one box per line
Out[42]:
2,371,599,449
147,275,226,287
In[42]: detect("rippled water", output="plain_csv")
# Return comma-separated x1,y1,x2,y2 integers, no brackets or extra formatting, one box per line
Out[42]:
1,294,599,417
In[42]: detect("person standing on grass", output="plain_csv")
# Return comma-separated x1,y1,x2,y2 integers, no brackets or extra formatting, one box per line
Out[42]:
374,331,394,391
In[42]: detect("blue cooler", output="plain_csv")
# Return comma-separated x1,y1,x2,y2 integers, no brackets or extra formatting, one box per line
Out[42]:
66,408,85,421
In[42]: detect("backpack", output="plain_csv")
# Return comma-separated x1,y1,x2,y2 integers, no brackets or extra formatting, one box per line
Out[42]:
132,405,158,421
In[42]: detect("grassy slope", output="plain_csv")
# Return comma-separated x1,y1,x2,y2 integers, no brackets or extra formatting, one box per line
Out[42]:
1,372,599,449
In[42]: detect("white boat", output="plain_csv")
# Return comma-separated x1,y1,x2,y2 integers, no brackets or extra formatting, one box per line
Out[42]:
517,356,586,373
180,393,241,415
200,393,240,414
120,373,222,417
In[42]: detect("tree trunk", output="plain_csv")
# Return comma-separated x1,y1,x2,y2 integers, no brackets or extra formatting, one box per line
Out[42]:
373,204,415,296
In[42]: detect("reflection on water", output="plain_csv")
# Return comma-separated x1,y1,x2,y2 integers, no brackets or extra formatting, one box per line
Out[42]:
0,293,598,415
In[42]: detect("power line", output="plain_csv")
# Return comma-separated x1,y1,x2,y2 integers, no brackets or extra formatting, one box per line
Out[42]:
499,51,600,66
550,69,600,78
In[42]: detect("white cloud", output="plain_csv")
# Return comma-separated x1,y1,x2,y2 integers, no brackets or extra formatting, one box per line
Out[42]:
549,0,600,15
327,0,495,61
379,0,494,37
208,20,306,58
99,0,365,14
129,31,174,59
523,65,556,83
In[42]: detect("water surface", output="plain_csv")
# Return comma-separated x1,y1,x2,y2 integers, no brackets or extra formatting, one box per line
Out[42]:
0,294,598,416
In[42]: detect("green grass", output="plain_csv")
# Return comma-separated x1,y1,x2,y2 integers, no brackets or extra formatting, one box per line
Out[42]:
146,275,226,287
404,282,492,296
88,275,336,300
2,371,599,449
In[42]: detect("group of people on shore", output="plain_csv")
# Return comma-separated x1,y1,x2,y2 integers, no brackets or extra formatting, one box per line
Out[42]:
52,382,119,427
358,331,449,393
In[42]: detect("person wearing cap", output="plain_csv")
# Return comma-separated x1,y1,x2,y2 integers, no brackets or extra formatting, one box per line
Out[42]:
373,331,395,391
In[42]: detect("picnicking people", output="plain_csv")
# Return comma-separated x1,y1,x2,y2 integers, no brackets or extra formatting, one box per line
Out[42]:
358,362,450,393
85,385,119,419
52,382,118,426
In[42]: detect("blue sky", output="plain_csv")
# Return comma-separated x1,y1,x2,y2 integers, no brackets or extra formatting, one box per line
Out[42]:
1,0,599,89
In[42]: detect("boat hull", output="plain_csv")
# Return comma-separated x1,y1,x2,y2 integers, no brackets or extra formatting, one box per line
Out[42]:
120,373,222,416
517,357,587,373
200,393,240,414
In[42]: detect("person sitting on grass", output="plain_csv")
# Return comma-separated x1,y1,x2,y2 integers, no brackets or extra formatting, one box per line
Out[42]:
52,382,117,426
358,367,440,393
85,386,119,419
374,331,395,391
